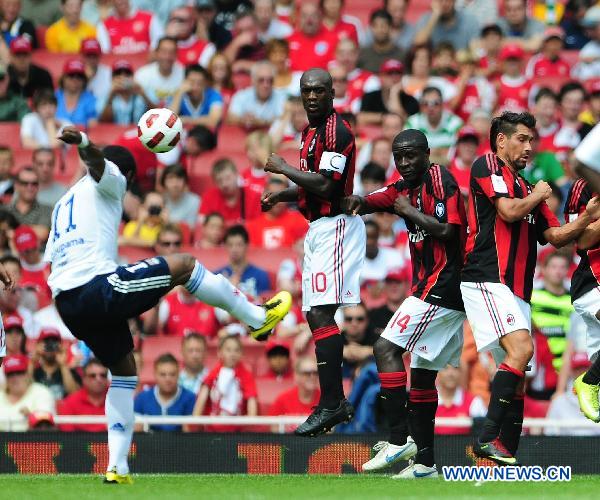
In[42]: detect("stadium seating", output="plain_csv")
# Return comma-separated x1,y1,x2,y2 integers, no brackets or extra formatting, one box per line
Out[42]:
88,124,130,146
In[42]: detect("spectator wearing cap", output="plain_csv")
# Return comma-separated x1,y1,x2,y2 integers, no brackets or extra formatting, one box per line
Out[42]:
3,314,27,357
358,9,405,74
476,23,503,80
0,354,55,432
45,0,96,53
20,89,72,149
264,339,292,381
449,126,480,197
368,267,410,337
80,38,111,111
14,225,51,310
254,0,292,43
7,37,53,99
57,358,108,432
7,168,52,242
178,333,209,394
246,176,308,250
32,327,81,400
227,60,286,129
20,0,61,27
405,86,463,164
268,356,320,431
358,59,418,126
286,2,337,72
134,36,185,106
413,0,480,51
161,164,201,229
165,6,216,68
96,0,163,55
525,27,571,79
495,43,531,113
449,49,495,123
55,59,98,127
0,61,29,122
497,0,545,52
545,352,600,436
32,148,67,207
0,0,37,48
169,64,223,129
99,59,152,125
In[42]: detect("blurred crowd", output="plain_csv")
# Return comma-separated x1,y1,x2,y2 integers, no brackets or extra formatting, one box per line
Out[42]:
1,0,600,436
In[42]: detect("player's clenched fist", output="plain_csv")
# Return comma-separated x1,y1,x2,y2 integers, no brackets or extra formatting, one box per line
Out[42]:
533,180,552,200
341,195,364,215
57,126,83,145
585,196,600,219
393,195,411,217
261,191,279,212
264,153,286,174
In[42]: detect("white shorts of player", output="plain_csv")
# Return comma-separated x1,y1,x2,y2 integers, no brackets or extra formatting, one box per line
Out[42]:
573,286,600,361
0,313,5,357
380,296,465,371
460,281,532,366
302,214,366,312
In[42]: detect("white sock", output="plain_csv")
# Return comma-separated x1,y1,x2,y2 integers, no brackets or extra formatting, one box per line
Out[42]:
184,261,266,329
105,375,137,474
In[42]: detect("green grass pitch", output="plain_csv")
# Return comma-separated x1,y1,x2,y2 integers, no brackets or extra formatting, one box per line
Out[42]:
1,474,599,500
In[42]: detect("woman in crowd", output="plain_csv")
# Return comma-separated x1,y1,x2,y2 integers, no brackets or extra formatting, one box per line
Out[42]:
207,53,234,106
55,59,97,128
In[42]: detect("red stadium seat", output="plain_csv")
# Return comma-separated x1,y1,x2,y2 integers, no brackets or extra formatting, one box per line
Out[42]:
217,125,250,153
189,149,249,176
118,245,154,264
187,171,212,196
532,75,573,93
88,123,130,146
358,125,383,141
55,146,82,184
11,148,34,169
102,52,150,72
0,122,20,147
560,50,579,68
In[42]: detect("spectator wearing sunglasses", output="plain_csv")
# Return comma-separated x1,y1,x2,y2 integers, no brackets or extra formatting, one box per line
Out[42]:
58,358,109,432
161,164,200,229
341,303,377,378
55,59,98,128
8,37,53,100
6,168,52,243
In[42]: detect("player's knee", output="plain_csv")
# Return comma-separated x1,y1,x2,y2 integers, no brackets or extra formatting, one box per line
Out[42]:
373,337,397,364
306,307,334,331
179,253,197,273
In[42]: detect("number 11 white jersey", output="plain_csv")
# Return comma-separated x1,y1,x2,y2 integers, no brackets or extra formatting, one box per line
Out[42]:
44,159,127,297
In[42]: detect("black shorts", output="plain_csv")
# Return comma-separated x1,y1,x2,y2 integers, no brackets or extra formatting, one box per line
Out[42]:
55,257,172,366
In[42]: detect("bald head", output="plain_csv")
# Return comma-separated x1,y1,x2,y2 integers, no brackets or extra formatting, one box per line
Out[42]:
300,68,334,125
393,129,429,151
300,68,333,90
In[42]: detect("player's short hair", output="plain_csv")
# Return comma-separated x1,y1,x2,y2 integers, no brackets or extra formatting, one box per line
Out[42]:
154,352,179,369
224,224,249,244
489,111,536,153
534,87,557,104
370,8,392,25
558,81,587,103
360,162,386,183
211,158,237,177
182,332,207,347
393,129,429,151
103,145,137,181
83,358,106,373
203,212,224,226
188,125,217,152
160,164,188,187
185,64,209,80
218,335,242,350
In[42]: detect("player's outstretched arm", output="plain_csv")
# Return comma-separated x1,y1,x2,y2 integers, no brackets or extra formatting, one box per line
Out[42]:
544,197,600,248
261,187,299,211
394,195,456,241
265,154,336,199
495,180,552,223
58,126,105,183
342,195,371,216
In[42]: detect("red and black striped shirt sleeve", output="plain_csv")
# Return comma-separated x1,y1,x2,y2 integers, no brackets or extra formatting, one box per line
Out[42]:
318,113,354,182
364,182,402,211
565,178,592,222
431,166,463,225
471,154,511,201
536,201,561,244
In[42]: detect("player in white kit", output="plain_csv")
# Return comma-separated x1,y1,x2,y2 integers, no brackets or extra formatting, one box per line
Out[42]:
46,127,291,484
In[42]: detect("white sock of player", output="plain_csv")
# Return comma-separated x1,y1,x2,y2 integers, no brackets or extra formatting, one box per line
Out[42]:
105,375,137,474
184,261,266,329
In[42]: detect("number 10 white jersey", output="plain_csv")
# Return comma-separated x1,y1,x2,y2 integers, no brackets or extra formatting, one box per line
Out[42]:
44,159,127,297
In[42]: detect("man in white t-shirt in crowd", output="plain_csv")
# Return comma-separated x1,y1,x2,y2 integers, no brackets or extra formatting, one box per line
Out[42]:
361,220,406,284
32,148,67,207
178,333,209,394
227,60,286,129
134,36,184,106
255,0,292,42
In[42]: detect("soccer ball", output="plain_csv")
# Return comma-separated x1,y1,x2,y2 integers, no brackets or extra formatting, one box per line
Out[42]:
137,108,183,153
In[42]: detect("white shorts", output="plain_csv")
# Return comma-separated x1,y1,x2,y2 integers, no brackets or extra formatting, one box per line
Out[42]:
302,214,365,311
460,281,531,364
380,296,465,371
573,286,600,361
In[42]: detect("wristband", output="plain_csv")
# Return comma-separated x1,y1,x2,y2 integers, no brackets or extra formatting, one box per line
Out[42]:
78,131,90,149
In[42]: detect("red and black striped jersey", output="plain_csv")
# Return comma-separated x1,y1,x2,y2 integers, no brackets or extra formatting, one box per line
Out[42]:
298,111,356,222
462,153,560,302
565,179,599,301
365,164,467,311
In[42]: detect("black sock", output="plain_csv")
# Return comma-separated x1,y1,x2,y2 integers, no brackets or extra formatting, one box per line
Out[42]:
408,388,438,467
498,395,524,456
379,372,408,446
583,353,600,385
479,363,524,443
313,326,344,409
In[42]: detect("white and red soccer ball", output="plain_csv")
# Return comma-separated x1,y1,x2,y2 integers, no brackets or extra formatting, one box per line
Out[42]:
137,108,183,153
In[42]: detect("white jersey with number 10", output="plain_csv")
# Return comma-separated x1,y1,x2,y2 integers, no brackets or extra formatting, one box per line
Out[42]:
44,160,127,297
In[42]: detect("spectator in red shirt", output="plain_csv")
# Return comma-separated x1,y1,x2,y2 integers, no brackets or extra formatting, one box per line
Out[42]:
330,63,360,114
199,158,262,225
3,314,27,358
435,365,487,435
268,356,320,431
193,335,258,432
335,38,380,104
287,2,337,72
166,6,216,68
495,43,531,113
526,27,571,79
533,87,560,153
263,339,292,381
158,288,220,338
58,358,108,432
241,131,272,195
13,224,51,310
320,0,359,45
196,212,225,249
449,126,480,198
246,177,308,249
